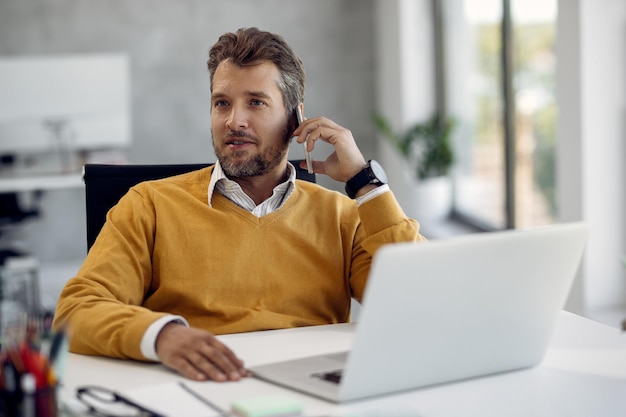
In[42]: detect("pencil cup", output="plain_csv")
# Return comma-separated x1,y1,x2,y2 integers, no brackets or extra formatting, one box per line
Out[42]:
0,384,58,417
1,298,66,417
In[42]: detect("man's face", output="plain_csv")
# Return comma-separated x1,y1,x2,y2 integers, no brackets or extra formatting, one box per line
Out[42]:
211,60,291,178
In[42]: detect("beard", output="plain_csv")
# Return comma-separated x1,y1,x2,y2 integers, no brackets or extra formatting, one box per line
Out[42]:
213,127,292,178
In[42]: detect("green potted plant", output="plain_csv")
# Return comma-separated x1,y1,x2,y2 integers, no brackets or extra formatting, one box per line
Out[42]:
373,112,456,222
372,112,455,180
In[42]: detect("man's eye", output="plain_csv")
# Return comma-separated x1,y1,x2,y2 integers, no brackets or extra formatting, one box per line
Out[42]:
250,99,264,106
214,100,228,107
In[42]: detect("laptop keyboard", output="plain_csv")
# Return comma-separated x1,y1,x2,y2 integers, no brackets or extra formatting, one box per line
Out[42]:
311,369,343,384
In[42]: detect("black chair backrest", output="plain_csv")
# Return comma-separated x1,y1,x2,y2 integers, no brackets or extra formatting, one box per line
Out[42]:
83,160,315,251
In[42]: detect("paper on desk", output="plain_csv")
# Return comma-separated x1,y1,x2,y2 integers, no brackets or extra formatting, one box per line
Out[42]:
122,381,223,417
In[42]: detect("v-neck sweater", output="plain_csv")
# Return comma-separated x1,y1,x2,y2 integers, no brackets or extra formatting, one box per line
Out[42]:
54,166,424,360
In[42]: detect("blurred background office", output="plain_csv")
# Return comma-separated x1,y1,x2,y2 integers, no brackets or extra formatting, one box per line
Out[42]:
0,0,623,327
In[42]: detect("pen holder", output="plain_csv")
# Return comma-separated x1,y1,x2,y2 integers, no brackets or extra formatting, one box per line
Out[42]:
0,384,58,417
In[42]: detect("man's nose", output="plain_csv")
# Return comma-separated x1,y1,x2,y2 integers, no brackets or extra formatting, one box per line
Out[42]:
226,106,249,130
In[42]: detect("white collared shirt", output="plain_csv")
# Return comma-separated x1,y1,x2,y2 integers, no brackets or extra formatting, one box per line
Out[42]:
208,160,390,214
208,160,297,217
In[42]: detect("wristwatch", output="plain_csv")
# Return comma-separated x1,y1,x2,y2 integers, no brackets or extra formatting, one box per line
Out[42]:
345,159,388,199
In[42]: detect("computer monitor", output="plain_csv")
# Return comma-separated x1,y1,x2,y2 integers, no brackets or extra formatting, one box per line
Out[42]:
0,54,131,157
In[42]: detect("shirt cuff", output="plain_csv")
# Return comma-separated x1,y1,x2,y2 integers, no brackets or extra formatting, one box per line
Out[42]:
140,315,189,361
355,184,390,206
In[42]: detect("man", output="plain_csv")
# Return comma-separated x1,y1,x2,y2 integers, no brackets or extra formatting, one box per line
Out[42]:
53,27,425,383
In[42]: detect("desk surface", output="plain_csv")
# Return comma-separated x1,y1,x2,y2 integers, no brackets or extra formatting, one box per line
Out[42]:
61,312,626,417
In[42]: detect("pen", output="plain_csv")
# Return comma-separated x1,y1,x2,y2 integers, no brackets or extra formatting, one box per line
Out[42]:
46,326,69,382
178,381,229,416
48,327,67,365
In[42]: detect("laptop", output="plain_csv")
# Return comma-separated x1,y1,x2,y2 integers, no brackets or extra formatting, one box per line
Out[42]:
249,222,589,403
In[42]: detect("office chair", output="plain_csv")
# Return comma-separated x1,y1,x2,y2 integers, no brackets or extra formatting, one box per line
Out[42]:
83,160,316,251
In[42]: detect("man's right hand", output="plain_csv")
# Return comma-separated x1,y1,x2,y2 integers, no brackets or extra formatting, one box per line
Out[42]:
155,322,247,382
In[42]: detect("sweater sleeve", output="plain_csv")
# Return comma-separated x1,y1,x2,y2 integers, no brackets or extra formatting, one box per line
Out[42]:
348,190,426,302
53,185,168,361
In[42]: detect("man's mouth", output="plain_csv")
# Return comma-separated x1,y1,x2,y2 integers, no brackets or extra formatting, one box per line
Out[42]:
225,131,257,147
226,139,254,146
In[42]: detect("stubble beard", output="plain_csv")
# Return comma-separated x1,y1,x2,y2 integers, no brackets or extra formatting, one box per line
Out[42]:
213,128,291,178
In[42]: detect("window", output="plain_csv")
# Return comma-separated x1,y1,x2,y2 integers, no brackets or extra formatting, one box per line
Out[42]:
441,0,557,230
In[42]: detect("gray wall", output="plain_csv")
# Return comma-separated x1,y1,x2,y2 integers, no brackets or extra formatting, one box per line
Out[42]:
0,0,377,262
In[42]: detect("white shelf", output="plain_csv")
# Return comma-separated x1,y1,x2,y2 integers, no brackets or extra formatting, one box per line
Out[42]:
0,173,83,193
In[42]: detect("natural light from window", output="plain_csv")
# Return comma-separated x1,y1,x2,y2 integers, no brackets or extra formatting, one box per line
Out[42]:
445,0,557,229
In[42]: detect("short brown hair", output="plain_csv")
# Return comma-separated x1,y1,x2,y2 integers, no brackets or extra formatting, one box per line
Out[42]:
208,27,306,116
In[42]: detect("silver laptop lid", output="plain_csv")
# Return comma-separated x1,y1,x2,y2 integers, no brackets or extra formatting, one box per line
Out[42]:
338,222,588,401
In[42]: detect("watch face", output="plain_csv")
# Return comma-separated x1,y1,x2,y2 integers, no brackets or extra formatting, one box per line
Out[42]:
370,160,388,183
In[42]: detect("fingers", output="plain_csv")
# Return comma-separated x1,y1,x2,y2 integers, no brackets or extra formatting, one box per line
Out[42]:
294,117,366,182
155,323,247,382
296,120,322,153
183,336,246,382
295,117,341,149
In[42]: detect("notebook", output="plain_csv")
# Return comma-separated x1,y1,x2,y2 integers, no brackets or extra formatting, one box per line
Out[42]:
249,222,589,403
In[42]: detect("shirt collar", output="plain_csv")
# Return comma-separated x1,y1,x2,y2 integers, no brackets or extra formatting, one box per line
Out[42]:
207,160,297,208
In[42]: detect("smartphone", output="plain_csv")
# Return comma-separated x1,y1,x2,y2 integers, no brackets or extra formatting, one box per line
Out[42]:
297,106,314,174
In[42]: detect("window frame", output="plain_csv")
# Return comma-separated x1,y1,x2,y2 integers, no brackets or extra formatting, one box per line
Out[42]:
434,0,519,231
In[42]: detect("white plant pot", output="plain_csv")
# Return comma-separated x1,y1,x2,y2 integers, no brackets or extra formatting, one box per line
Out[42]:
379,140,452,223
410,176,452,223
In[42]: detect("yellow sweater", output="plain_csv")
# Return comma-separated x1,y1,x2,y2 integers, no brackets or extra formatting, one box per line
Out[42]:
54,167,424,360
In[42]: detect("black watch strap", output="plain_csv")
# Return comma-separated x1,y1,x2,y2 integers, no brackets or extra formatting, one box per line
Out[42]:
345,160,387,199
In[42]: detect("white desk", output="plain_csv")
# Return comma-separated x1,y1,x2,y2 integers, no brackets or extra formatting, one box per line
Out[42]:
61,312,626,416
